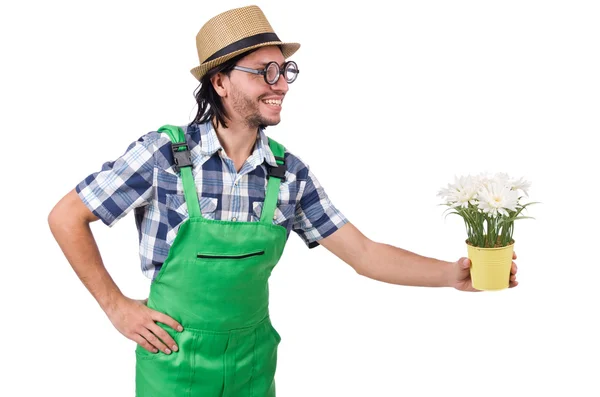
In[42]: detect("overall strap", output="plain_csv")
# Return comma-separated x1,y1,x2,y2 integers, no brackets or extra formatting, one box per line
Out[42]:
157,125,202,219
260,137,286,224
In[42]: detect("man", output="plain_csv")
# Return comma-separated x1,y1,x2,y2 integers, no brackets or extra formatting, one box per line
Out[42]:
48,5,518,397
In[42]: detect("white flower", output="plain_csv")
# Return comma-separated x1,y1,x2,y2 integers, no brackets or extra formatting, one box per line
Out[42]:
494,172,511,186
475,172,497,191
509,176,532,197
437,175,479,208
438,172,536,248
477,181,519,217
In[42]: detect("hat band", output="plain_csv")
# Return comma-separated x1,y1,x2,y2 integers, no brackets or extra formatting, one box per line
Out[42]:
204,32,280,63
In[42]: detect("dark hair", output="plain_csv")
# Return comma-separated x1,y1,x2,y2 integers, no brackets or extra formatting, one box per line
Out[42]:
188,49,259,130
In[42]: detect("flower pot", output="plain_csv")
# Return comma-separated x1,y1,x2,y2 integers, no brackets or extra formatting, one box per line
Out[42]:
466,240,515,291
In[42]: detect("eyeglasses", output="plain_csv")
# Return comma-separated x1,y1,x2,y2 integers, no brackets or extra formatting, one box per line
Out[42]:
232,61,300,85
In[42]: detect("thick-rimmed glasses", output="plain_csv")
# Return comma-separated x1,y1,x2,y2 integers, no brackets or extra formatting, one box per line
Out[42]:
232,61,299,85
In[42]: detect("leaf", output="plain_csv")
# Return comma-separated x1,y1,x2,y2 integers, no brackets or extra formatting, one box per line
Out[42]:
443,212,461,221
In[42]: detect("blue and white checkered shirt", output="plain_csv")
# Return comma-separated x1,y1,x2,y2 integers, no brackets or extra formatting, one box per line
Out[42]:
76,121,349,279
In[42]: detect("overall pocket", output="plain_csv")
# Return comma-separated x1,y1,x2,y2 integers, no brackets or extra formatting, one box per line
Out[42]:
268,322,282,344
249,321,281,397
197,250,265,260
135,326,192,395
134,322,183,361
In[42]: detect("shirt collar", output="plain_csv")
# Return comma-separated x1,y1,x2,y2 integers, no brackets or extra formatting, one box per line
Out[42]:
196,121,278,167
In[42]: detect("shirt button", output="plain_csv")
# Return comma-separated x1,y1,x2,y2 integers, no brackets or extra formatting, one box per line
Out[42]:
232,217,237,222
273,215,277,220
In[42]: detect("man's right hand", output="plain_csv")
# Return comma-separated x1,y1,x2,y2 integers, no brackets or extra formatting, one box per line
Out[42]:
49,190,184,355
106,296,183,354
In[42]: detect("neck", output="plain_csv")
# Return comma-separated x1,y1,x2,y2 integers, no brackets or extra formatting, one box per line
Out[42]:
212,117,259,162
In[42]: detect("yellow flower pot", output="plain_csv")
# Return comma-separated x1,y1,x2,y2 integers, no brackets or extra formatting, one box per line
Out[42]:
466,239,515,291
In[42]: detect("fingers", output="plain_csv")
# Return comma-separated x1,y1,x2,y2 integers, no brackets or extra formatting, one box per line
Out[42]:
148,323,179,353
141,308,182,354
132,334,159,354
110,297,184,355
135,309,182,354
140,328,172,354
513,251,517,260
151,310,184,333
509,260,519,288
462,257,471,268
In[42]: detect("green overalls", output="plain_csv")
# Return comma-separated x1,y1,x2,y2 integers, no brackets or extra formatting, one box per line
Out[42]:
135,125,288,396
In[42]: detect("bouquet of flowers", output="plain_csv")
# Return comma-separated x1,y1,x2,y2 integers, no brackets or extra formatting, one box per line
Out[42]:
438,172,537,248
437,172,538,290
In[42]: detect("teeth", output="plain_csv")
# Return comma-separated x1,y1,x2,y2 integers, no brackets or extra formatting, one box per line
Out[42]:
263,99,282,106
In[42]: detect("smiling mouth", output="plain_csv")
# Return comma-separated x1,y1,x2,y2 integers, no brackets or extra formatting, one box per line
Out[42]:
262,99,282,107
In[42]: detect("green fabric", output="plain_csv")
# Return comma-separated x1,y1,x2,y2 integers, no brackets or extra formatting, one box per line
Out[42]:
136,125,288,396
157,125,201,218
260,143,283,225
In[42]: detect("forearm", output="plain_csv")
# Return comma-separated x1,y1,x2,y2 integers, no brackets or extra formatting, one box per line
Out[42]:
358,241,453,288
48,192,124,315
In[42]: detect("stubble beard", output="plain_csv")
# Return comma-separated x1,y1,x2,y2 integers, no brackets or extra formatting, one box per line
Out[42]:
231,87,280,130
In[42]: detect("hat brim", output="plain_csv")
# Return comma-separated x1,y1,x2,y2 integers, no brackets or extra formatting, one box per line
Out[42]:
190,41,300,81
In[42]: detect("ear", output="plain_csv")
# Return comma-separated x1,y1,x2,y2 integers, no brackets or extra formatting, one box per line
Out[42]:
211,72,228,98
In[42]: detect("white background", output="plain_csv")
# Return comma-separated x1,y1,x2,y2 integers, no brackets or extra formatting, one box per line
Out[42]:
1,0,599,396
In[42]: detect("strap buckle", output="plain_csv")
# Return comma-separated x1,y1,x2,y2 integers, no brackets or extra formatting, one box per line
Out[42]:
267,156,286,181
171,142,192,173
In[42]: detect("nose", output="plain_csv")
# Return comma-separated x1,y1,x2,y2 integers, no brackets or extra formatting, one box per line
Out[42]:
271,73,289,94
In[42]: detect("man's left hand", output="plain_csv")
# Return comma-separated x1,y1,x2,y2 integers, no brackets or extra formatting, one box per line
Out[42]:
450,252,518,292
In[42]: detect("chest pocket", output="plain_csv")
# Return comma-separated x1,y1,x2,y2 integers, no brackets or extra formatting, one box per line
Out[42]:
166,194,218,244
252,201,295,227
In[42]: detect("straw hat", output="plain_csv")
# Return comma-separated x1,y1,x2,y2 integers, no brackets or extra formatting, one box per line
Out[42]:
190,5,301,81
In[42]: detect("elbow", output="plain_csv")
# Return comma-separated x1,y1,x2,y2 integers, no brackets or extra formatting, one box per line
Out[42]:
355,261,371,279
354,239,377,278
355,266,368,278
48,201,67,236
48,202,58,228
48,189,91,234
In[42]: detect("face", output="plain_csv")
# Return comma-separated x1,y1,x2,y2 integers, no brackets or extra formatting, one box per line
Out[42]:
216,46,290,129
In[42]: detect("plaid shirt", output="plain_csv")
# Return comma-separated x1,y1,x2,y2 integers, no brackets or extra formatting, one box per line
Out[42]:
76,121,349,279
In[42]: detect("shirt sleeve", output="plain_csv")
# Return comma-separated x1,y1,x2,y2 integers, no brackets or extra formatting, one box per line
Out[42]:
292,165,349,249
75,132,159,227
